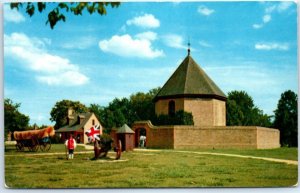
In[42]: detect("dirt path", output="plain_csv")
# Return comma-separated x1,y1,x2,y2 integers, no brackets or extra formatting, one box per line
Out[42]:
135,149,298,165
5,148,298,165
5,151,94,157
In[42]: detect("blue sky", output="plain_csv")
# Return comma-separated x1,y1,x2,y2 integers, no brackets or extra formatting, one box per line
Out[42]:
3,1,298,125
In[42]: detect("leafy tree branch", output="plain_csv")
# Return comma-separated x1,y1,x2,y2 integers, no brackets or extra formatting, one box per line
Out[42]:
10,2,120,29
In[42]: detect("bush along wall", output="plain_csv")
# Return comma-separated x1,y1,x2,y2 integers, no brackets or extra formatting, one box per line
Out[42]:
152,110,194,126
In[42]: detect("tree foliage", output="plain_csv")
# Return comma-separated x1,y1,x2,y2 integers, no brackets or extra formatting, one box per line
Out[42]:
90,98,133,133
50,100,88,130
274,90,298,147
89,88,160,132
226,90,272,127
152,110,194,126
129,87,160,122
10,2,120,29
4,99,30,138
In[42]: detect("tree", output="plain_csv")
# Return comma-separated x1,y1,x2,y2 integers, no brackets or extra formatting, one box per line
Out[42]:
274,90,298,147
89,104,105,124
106,98,134,128
4,99,30,139
226,90,272,127
50,100,88,130
226,99,244,126
10,2,120,29
89,98,132,133
89,88,160,132
130,87,160,122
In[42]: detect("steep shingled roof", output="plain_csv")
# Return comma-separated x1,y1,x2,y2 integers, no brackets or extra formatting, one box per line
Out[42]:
116,124,135,134
56,112,93,132
154,54,226,101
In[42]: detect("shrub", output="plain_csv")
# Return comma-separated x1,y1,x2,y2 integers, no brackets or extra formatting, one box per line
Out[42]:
152,110,194,126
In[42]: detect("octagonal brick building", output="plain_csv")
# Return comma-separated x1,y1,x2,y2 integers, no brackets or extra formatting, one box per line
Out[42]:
153,51,227,127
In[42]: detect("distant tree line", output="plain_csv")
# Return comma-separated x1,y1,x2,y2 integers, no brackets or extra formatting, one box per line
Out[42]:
4,89,298,147
48,87,193,134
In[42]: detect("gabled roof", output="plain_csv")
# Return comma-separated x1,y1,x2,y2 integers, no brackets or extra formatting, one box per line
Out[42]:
116,124,135,134
154,54,226,101
56,112,93,133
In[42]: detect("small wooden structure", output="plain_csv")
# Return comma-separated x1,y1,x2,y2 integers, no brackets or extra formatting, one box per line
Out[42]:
116,124,135,151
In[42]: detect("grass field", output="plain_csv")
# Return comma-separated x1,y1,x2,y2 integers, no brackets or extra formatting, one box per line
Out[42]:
4,144,298,188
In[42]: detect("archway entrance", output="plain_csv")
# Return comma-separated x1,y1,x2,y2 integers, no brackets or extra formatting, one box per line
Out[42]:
134,128,147,148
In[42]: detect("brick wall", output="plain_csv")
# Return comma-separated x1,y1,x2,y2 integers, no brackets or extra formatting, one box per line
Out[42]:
132,121,280,149
173,126,280,149
148,127,174,148
212,99,226,126
173,126,257,149
132,121,174,149
184,98,214,126
155,98,226,127
256,127,280,149
155,98,184,115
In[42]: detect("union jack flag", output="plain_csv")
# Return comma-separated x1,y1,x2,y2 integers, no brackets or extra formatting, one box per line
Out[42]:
85,124,102,142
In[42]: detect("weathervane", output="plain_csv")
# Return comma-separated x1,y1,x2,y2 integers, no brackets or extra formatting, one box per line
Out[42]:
187,37,191,56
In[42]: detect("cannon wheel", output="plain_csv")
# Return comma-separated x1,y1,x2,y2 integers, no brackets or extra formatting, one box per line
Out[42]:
40,141,51,152
28,137,39,152
15,141,24,152
115,140,122,160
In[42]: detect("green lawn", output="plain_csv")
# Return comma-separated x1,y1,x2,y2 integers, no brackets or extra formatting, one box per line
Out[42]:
179,147,298,161
5,144,298,188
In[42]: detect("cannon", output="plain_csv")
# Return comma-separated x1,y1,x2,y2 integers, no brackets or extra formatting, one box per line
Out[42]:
13,126,55,152
93,134,122,160
85,125,122,160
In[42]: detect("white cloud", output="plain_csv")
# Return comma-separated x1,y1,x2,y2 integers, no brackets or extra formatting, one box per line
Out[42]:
135,31,158,41
265,5,276,14
253,14,271,29
61,36,97,50
4,33,89,86
98,34,164,59
126,14,160,28
37,71,89,86
265,2,294,14
253,2,294,29
4,5,25,23
197,5,215,16
163,34,186,49
277,2,294,12
199,40,213,48
263,14,271,23
252,24,263,29
254,42,289,51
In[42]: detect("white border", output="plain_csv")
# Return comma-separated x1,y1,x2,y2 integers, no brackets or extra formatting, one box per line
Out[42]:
0,1,299,193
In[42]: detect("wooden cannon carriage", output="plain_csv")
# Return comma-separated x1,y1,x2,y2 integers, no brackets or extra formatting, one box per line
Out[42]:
93,134,122,160
13,126,55,152
85,125,122,160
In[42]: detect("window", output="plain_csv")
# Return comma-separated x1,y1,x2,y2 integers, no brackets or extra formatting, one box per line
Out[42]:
168,100,175,116
92,119,95,125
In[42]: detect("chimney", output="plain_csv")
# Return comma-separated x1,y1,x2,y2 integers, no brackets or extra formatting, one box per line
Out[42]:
68,108,74,125
68,108,74,117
